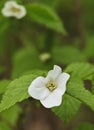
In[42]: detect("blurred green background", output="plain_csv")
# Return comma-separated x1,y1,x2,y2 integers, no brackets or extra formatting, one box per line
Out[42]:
0,0,94,130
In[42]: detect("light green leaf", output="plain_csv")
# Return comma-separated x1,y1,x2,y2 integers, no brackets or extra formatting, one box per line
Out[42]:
67,78,94,111
52,94,81,123
74,122,94,130
0,70,46,112
0,74,37,112
65,63,94,80
52,46,87,64
0,122,11,130
1,104,21,126
26,3,66,34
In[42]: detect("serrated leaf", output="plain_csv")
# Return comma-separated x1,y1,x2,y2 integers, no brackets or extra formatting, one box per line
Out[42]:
65,63,94,80
74,122,94,130
52,46,87,64
67,78,94,111
1,104,21,126
0,70,46,112
0,74,37,112
26,3,66,34
52,94,81,123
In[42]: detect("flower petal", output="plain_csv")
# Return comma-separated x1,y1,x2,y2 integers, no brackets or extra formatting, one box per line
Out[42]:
56,73,70,95
40,89,62,108
46,65,62,81
4,1,17,8
14,6,26,19
28,76,50,100
1,1,26,19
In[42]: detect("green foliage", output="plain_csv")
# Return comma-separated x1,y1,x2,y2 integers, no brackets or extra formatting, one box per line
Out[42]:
0,0,94,128
26,3,66,34
91,76,94,94
0,17,9,55
0,122,11,130
82,0,94,33
0,80,10,94
0,71,46,112
67,78,94,111
12,47,43,78
0,74,36,112
84,36,94,58
39,0,60,9
0,66,5,74
53,75,94,122
65,63,94,111
52,63,94,122
52,46,87,64
1,104,21,126
74,122,94,130
52,94,81,123
65,63,94,80
0,18,9,35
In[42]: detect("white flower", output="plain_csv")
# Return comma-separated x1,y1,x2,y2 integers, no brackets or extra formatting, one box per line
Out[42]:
1,1,26,19
28,65,70,108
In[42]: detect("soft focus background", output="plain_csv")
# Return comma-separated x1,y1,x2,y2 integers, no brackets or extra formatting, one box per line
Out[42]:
0,0,94,130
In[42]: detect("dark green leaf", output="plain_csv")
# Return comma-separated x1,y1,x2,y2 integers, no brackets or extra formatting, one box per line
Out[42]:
26,3,66,34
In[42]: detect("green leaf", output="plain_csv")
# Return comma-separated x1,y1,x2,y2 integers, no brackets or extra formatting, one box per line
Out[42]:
0,80,10,94
67,78,94,111
0,74,37,112
12,47,43,78
0,66,5,74
1,104,21,126
39,0,60,9
52,46,87,64
74,122,94,130
26,3,66,34
65,63,94,80
0,71,46,112
84,36,94,58
0,122,11,130
52,94,81,123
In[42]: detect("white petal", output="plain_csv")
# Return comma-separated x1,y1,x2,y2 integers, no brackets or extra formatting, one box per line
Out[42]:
14,6,26,19
56,73,70,95
46,65,62,81
40,89,62,108
28,76,50,100
1,8,11,17
4,1,17,8
1,1,26,19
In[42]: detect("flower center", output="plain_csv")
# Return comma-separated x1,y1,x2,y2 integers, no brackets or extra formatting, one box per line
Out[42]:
46,80,57,92
11,7,20,13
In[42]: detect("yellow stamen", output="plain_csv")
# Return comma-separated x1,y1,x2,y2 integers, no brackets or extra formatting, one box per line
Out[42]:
11,7,20,13
46,80,57,92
